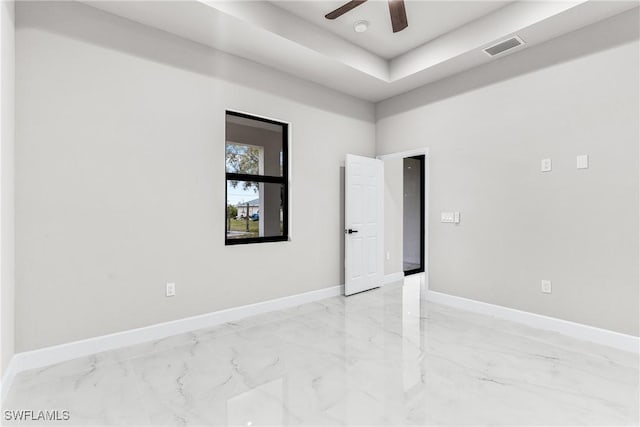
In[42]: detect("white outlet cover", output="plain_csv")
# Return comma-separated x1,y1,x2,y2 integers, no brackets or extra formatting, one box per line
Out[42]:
166,282,176,297
577,154,589,169
541,158,552,172
541,280,552,294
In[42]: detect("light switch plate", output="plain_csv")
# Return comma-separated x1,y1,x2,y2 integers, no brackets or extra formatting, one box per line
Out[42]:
441,212,455,223
577,155,589,169
541,158,552,172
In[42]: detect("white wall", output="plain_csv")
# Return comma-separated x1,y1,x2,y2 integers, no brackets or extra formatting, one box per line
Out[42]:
377,9,639,336
11,1,639,353
0,0,15,377
15,1,375,351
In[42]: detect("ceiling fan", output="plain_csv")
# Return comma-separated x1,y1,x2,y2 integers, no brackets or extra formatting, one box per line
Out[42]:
325,0,408,33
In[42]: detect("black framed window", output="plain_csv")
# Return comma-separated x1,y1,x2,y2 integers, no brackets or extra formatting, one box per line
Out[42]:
225,111,288,245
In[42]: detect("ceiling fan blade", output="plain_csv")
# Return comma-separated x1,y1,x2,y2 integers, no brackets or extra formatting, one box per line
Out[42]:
388,0,408,33
325,0,367,20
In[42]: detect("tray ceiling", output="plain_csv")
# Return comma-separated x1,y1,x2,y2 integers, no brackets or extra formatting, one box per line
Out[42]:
272,1,510,60
82,0,639,102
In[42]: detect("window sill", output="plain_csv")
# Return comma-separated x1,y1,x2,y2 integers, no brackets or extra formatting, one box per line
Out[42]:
225,236,289,246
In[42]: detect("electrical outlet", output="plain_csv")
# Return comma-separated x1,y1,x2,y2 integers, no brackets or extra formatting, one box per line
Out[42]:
166,282,176,297
541,280,552,294
386,251,391,261
541,158,552,172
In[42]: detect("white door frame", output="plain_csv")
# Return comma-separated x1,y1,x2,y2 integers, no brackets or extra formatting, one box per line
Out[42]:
377,148,430,292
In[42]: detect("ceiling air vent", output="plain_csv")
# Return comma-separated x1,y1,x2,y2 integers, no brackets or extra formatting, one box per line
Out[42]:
484,36,525,57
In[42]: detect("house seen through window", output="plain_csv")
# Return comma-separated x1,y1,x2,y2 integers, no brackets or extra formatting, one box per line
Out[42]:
225,111,288,244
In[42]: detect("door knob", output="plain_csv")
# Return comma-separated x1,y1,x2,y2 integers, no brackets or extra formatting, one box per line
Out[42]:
345,229,358,234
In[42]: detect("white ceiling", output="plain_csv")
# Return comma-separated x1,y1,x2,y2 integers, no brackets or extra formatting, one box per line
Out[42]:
83,0,639,102
272,1,510,60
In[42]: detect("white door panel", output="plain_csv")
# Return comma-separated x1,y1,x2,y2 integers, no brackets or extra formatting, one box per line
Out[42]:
345,154,384,296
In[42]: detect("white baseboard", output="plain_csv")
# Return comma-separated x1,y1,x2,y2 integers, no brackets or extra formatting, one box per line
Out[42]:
425,290,639,354
5,285,636,402
383,272,404,284
1,355,19,403
1,285,343,403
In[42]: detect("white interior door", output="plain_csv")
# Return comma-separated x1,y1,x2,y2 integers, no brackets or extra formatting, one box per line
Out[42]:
345,154,384,296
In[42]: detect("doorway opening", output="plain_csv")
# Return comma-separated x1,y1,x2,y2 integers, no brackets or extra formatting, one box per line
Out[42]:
403,155,425,276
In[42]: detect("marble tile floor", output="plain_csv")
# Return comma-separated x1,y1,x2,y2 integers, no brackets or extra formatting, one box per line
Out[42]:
3,278,638,426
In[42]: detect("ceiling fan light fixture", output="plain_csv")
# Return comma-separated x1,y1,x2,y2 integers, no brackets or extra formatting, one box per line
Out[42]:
326,1,407,33
353,20,369,33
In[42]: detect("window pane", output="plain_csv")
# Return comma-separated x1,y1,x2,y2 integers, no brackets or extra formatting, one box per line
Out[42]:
226,114,284,177
226,181,285,240
225,143,262,175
